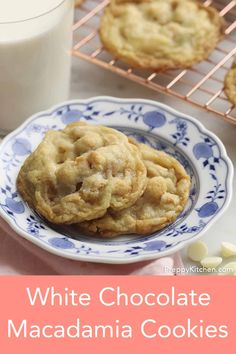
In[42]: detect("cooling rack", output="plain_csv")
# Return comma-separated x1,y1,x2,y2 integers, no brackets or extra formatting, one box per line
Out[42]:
73,0,236,124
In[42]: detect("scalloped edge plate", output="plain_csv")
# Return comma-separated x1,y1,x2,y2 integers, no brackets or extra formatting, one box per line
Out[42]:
0,97,233,263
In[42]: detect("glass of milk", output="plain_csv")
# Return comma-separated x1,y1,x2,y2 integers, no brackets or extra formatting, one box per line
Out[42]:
0,0,74,135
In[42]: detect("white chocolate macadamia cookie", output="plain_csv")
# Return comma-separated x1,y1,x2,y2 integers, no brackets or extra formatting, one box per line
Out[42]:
100,0,223,70
79,142,190,236
17,122,147,224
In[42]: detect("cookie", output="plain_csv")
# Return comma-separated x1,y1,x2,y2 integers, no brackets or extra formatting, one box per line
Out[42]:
100,0,223,71
224,57,236,106
78,142,191,237
17,122,147,224
75,0,84,7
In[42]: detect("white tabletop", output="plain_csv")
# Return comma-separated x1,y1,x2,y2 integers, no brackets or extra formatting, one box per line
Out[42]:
70,57,236,273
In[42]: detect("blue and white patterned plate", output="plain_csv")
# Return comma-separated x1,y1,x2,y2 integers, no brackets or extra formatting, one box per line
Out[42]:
0,97,233,264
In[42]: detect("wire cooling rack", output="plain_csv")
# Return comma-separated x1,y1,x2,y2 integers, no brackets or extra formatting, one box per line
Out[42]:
73,0,236,124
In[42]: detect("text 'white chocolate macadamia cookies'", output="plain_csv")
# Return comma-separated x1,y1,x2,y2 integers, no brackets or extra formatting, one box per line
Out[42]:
17,122,147,224
100,0,223,71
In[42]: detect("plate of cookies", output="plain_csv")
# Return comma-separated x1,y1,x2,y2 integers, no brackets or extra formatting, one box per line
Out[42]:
0,97,233,263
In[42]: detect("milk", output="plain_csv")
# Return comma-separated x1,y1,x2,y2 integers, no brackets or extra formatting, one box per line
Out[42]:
0,0,74,133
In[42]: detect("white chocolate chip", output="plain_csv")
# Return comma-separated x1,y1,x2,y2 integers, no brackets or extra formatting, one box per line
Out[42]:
200,257,222,269
218,262,236,276
187,241,208,262
221,242,236,258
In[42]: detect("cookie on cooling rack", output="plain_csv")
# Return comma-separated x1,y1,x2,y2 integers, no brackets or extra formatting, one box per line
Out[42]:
224,57,236,106
75,0,84,7
100,0,223,71
78,142,191,237
17,122,147,225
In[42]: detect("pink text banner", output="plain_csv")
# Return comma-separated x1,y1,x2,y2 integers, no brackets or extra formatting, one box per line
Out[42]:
0,276,235,354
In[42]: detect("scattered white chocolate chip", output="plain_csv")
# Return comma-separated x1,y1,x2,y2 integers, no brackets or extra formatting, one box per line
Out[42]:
200,257,222,269
218,262,236,276
187,241,208,262
221,242,236,258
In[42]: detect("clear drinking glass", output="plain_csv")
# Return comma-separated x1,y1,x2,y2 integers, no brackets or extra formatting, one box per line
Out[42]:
0,0,74,135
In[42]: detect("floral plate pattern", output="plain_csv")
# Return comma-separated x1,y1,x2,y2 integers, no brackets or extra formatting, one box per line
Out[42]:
0,97,233,264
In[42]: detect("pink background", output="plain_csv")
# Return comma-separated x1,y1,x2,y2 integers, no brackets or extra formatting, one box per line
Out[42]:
0,276,235,353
